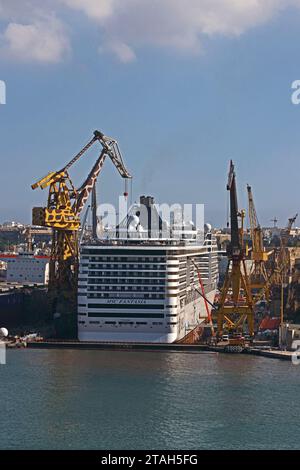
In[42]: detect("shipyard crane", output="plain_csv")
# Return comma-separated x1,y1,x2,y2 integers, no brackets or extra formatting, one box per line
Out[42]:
281,213,298,281
32,130,132,297
287,214,298,234
247,185,272,300
271,217,278,228
267,213,298,326
216,161,254,337
271,213,298,287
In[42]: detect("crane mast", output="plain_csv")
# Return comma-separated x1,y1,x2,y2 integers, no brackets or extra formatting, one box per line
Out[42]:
283,213,298,280
217,161,254,337
247,185,272,300
31,130,131,336
271,213,298,287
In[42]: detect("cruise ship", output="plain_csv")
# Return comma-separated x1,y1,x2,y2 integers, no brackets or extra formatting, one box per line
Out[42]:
77,196,218,343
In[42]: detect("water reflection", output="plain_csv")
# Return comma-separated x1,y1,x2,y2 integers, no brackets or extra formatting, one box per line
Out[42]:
0,350,299,449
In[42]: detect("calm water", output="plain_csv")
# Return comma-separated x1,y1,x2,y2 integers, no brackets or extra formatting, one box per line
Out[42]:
0,349,300,450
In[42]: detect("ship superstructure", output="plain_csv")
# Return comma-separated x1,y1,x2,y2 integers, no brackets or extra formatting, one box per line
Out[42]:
78,196,218,342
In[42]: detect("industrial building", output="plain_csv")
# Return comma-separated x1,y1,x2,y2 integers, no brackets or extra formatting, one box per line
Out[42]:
0,253,49,284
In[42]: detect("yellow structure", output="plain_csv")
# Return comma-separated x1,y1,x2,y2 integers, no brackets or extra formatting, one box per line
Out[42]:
247,185,272,300
32,130,131,294
271,214,298,288
217,162,254,337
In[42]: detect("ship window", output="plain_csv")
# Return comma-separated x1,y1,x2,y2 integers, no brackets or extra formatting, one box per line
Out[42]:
152,322,163,325
89,303,164,310
105,321,116,325
90,321,100,324
88,312,164,318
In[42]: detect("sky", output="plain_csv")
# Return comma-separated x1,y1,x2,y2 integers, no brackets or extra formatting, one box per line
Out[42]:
1,0,300,228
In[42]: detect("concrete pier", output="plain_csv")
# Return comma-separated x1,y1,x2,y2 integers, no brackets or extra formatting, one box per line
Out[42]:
26,340,218,353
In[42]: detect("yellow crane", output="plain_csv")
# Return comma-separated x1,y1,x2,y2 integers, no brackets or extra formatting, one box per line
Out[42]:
271,213,298,287
217,161,254,337
247,185,272,300
270,214,297,326
32,130,131,333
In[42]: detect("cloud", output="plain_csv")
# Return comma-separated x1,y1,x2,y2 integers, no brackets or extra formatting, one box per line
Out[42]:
99,40,136,63
60,0,114,22
62,0,300,60
1,15,70,63
1,0,300,63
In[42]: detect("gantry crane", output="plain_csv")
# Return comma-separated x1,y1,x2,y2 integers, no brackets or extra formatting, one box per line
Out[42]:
216,161,254,337
32,130,131,304
247,185,272,300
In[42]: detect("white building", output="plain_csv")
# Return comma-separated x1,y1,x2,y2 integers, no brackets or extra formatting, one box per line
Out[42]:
3,253,49,284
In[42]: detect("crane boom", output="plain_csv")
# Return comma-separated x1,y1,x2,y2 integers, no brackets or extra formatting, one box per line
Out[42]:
31,129,132,337
247,185,260,246
287,213,298,232
75,132,131,215
62,135,98,173
247,185,272,300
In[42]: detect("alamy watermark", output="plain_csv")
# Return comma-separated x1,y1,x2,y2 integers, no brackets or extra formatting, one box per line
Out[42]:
95,197,205,242
0,342,6,365
291,80,300,105
0,80,6,105
291,340,300,365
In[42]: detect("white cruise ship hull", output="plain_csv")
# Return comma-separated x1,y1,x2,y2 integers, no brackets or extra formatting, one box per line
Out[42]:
77,239,218,343
78,289,216,343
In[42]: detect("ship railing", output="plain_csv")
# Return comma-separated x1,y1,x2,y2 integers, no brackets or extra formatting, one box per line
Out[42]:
99,229,205,245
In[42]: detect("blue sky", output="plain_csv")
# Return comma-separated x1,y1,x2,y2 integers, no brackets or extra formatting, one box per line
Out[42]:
1,1,300,227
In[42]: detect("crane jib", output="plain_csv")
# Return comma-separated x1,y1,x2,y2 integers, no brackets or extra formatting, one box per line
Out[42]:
31,129,132,301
